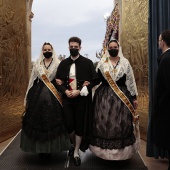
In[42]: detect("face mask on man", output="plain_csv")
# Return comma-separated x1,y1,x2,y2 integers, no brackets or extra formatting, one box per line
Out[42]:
43,51,53,58
108,49,119,57
70,49,79,57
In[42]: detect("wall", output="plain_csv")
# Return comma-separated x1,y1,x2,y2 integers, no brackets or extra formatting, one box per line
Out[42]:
0,0,30,142
119,0,149,139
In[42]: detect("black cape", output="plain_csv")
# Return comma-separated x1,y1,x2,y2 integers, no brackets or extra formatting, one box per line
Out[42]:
56,55,100,151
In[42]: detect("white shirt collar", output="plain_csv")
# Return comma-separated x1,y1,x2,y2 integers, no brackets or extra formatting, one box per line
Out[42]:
163,48,170,53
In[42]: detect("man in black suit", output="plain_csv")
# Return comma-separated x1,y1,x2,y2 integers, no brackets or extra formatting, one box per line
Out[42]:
56,36,99,166
151,30,170,170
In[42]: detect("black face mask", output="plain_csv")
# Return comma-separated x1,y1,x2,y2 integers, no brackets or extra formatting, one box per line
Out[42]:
43,51,53,58
108,49,119,57
70,49,79,57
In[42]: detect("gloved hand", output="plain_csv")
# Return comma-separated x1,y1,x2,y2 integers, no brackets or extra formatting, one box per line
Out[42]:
80,86,89,96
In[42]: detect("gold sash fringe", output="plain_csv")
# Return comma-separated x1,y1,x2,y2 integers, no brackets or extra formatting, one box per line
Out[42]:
41,74,63,107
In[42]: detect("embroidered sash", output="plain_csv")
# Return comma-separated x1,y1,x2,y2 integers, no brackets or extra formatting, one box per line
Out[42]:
104,71,139,123
41,74,63,107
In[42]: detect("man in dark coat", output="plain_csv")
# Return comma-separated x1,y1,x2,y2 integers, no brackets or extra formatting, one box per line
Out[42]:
151,30,170,170
56,36,99,166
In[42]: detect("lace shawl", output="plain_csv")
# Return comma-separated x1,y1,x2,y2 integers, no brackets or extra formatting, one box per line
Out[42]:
96,50,138,97
24,50,60,106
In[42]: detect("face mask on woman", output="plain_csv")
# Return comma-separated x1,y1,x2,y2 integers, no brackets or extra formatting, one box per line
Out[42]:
108,49,119,57
43,51,53,58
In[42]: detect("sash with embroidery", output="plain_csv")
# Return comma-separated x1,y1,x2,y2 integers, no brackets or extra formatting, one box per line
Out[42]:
37,64,62,106
104,71,139,123
41,74,62,107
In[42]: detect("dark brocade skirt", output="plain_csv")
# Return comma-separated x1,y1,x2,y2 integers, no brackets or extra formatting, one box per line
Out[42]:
20,130,71,153
90,83,136,150
20,80,71,153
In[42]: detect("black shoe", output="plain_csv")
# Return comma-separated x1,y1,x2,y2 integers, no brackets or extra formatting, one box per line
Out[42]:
74,156,81,166
68,146,74,156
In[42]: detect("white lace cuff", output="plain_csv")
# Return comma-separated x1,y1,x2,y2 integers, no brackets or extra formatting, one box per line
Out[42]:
80,86,89,96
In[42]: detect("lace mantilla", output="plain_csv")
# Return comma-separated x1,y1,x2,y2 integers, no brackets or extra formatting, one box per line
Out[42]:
97,57,138,96
24,50,60,106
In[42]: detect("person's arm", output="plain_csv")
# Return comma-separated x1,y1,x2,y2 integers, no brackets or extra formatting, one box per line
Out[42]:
86,60,100,91
125,61,138,109
80,66,102,96
56,79,63,85
70,89,80,98
161,55,170,94
133,99,138,109
55,62,68,94
24,64,37,106
125,61,138,95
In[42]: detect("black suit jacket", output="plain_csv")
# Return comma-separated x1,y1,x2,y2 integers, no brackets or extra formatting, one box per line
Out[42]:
152,49,170,150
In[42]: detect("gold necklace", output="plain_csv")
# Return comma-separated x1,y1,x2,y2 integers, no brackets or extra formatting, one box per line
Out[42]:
113,68,117,75
112,59,119,75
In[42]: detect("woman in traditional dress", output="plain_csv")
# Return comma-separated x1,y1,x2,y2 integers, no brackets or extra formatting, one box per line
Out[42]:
89,39,140,160
20,42,71,158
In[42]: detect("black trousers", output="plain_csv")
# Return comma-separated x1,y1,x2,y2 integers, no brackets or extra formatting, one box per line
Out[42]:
62,96,87,136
